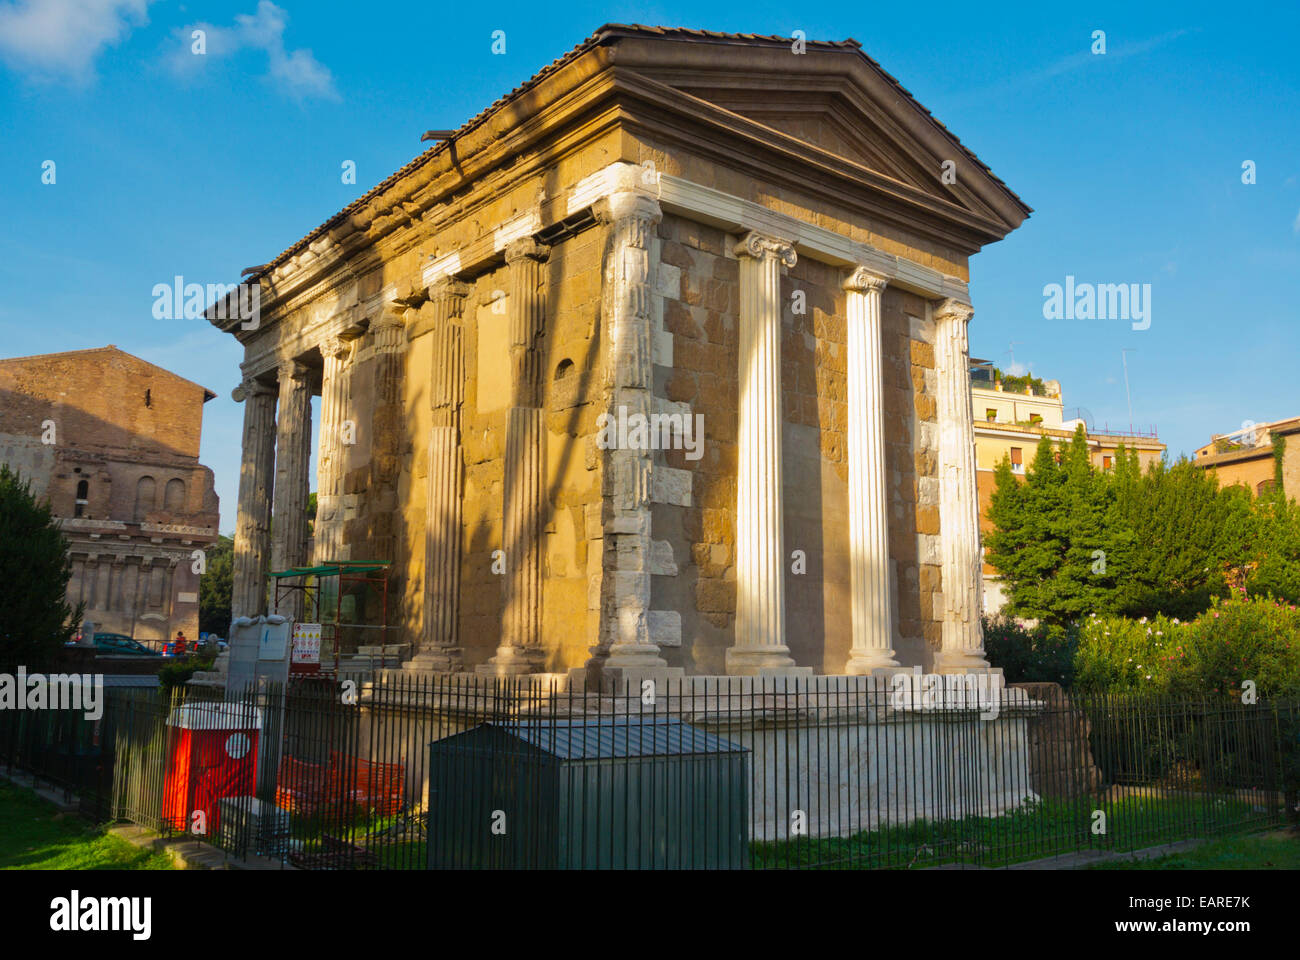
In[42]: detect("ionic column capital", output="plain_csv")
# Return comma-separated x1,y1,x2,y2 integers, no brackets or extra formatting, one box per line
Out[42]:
593,191,662,226
232,377,276,402
369,307,406,330
277,359,313,382
321,336,352,362
843,267,889,295
934,298,974,325
426,277,472,306
735,231,797,268
504,237,550,264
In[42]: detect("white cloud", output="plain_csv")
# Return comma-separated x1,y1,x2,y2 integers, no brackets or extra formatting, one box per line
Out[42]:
166,1,337,101
1293,208,1300,235
0,0,152,81
954,30,1193,104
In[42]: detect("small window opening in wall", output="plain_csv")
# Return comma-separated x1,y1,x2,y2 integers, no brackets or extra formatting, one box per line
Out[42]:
1030,413,1043,425
985,408,997,422
1103,455,1113,470
75,479,88,518
144,388,152,407
554,359,574,381
1010,446,1024,474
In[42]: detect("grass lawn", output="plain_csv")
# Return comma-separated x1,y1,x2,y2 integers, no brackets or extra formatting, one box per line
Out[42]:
0,780,173,870
1088,829,1300,869
750,794,1276,869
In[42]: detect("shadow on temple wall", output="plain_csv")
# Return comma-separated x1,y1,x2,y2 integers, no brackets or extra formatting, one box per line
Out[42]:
0,386,220,525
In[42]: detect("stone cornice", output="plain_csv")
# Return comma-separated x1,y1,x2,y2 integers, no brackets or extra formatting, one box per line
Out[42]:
234,161,973,380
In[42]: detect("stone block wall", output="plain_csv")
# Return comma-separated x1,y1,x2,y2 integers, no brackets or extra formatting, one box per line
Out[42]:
647,212,943,674
1008,682,1104,799
334,224,610,670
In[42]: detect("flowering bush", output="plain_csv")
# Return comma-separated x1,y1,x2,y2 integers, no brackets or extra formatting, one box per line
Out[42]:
1072,598,1300,697
1073,612,1186,693
1172,597,1300,699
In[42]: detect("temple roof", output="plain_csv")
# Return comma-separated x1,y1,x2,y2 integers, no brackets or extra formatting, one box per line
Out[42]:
242,24,1031,284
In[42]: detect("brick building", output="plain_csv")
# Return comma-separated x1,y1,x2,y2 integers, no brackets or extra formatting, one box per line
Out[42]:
1192,416,1300,500
0,346,220,644
210,25,1030,682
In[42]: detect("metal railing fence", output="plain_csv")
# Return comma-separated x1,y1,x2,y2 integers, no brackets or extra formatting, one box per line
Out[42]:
2,674,1294,869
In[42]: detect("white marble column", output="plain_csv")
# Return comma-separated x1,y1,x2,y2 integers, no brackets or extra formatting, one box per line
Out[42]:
843,268,899,673
587,191,672,677
232,377,277,618
727,231,804,676
272,359,313,620
933,298,989,672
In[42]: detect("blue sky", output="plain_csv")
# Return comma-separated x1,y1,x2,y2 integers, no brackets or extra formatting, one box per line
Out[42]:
2,1,1297,535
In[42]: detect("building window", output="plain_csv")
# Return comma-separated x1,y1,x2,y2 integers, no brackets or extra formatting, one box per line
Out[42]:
986,408,997,422
1010,447,1024,474
1257,479,1277,496
74,479,88,518
1103,455,1113,470
1029,413,1043,425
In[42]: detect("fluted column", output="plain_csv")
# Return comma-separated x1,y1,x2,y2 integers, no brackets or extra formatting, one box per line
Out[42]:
586,191,670,675
481,240,551,676
313,337,353,565
727,231,803,676
413,280,470,671
933,298,989,671
271,359,313,619
232,377,277,618
368,309,407,568
843,268,899,673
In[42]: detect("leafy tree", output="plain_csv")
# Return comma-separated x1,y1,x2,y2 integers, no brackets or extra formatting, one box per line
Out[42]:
1246,494,1300,600
198,534,234,637
986,426,1118,625
1109,458,1233,619
986,434,1300,625
0,465,82,670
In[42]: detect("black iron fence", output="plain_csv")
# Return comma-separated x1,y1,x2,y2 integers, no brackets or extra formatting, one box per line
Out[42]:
1,673,1295,869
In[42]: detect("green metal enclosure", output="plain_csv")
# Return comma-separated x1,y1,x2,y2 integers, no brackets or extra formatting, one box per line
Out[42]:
427,719,749,869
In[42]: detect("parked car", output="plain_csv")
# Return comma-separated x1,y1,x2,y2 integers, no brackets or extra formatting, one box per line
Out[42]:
92,633,161,657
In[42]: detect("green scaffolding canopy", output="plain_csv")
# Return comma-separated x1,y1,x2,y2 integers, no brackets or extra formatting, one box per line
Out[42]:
269,561,388,579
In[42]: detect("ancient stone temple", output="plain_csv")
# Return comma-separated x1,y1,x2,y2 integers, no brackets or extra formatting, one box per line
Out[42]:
209,25,1029,683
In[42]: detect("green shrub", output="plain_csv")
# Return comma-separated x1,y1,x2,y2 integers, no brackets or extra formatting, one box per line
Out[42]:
158,657,214,690
982,616,1077,685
